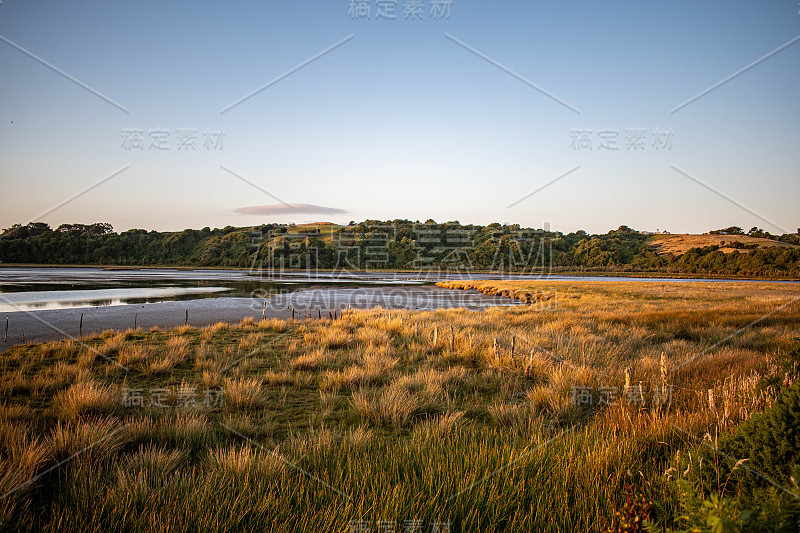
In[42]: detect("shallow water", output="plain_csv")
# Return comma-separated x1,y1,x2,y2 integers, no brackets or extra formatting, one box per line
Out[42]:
0,267,793,347
0,286,232,312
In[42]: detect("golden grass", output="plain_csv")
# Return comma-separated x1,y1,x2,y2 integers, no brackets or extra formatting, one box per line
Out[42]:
307,327,352,350
165,336,190,363
258,317,288,332
262,369,295,387
121,444,188,479
351,387,423,428
147,356,174,375
174,325,194,335
238,331,264,351
117,344,150,367
223,377,263,408
200,321,229,341
410,410,466,441
0,421,52,498
207,443,285,478
647,233,799,255
1,279,799,531
289,348,331,371
49,418,127,461
52,380,119,420
169,413,213,446
344,424,374,449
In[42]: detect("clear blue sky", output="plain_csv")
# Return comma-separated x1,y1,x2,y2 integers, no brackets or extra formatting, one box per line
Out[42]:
1,0,798,234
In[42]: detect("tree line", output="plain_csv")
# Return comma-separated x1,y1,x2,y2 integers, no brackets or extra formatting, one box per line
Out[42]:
0,221,797,278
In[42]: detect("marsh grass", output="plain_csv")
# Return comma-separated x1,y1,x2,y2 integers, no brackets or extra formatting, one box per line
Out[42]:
351,387,423,428
0,421,52,495
48,418,128,461
52,380,119,421
224,377,264,408
117,344,150,367
290,348,331,371
0,280,798,531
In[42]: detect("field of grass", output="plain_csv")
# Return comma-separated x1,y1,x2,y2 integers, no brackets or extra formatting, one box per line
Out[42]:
646,233,799,255
1,280,799,532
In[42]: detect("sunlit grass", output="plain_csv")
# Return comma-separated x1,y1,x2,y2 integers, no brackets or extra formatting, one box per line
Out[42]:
0,280,798,531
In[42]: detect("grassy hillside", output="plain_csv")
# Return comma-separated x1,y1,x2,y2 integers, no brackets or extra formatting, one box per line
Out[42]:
1,280,799,531
647,233,800,255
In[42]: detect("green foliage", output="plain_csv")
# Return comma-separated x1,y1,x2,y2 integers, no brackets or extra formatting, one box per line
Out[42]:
664,477,798,532
667,480,752,533
1,221,798,276
711,382,800,494
689,381,800,531
710,227,745,236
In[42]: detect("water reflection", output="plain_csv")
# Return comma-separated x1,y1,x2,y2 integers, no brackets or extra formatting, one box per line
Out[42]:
0,287,231,312
0,267,794,314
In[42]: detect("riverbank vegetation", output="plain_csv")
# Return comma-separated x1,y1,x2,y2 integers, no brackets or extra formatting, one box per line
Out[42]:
1,221,798,278
1,280,799,531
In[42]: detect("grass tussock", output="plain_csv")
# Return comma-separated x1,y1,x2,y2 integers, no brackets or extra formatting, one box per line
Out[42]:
0,421,53,499
238,331,264,351
351,387,423,428
52,380,120,420
117,344,151,367
207,444,286,478
410,410,466,441
200,321,229,341
165,336,191,363
49,418,127,461
289,348,331,371
258,317,288,332
223,377,263,408
311,328,352,350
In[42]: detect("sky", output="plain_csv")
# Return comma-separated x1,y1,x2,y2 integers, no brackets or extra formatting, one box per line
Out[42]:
1,0,798,235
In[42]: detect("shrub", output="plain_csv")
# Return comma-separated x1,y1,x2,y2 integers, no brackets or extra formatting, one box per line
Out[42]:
712,382,800,492
662,479,754,533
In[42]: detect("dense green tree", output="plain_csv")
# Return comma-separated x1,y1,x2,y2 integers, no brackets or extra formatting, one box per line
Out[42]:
0,221,797,277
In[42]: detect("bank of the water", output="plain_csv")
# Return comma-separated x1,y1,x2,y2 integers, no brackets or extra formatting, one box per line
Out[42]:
0,263,797,282
0,285,520,348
